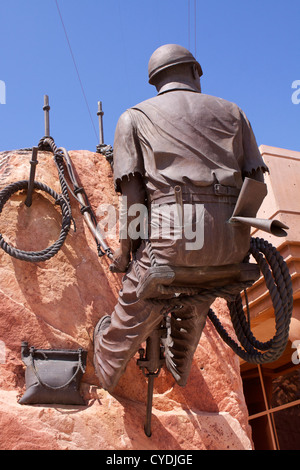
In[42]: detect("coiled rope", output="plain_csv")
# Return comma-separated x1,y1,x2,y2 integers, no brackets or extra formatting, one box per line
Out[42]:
207,237,293,364
143,236,293,365
0,137,73,262
0,136,113,262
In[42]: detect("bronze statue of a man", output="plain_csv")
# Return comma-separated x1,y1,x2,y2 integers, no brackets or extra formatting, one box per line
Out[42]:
93,44,268,392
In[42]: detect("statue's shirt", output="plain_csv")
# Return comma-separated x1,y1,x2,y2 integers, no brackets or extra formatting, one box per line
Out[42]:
113,90,268,195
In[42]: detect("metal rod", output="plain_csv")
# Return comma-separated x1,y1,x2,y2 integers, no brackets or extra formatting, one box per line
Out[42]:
144,374,155,437
25,147,39,207
257,365,278,450
43,95,50,137
58,146,113,259
97,101,104,145
174,185,183,226
137,322,167,437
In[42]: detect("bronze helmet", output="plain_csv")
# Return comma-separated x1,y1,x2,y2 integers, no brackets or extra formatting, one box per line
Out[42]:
148,44,203,85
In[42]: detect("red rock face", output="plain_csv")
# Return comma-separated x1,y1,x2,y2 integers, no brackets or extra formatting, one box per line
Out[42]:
0,149,253,450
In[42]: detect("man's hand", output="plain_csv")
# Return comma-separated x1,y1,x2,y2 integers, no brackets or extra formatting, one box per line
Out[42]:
109,246,131,273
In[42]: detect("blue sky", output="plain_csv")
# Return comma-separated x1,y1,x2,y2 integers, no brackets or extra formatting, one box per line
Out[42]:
0,0,299,153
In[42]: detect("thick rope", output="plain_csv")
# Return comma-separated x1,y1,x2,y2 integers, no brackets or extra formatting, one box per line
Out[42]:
144,237,293,365
0,138,72,262
207,237,293,364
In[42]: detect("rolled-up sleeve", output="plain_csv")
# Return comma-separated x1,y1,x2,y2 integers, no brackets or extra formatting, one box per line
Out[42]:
113,110,145,193
240,109,269,177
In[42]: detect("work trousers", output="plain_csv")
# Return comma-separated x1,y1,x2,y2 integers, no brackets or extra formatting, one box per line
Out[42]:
93,241,212,391
93,192,250,392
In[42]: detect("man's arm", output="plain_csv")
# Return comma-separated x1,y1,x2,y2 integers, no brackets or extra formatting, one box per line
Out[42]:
109,109,147,273
239,108,269,182
110,173,147,273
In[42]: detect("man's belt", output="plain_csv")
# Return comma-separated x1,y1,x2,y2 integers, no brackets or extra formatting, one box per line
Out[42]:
149,184,240,205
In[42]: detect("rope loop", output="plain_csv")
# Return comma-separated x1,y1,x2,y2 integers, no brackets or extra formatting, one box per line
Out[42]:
144,237,293,365
0,137,73,262
207,237,293,364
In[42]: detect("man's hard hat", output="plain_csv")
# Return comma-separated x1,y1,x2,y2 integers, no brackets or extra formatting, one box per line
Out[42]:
148,44,203,85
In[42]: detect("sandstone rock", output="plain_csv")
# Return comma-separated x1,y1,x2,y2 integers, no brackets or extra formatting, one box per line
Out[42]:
0,149,253,450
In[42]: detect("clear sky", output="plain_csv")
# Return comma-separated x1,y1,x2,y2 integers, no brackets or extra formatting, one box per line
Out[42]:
0,0,299,153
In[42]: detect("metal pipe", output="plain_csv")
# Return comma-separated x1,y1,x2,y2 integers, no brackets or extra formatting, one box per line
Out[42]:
174,185,183,226
144,374,155,437
43,95,50,137
137,322,166,437
25,147,39,207
59,147,113,258
97,101,104,145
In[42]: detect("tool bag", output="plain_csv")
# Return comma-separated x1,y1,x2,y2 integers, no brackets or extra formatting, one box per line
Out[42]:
19,342,87,406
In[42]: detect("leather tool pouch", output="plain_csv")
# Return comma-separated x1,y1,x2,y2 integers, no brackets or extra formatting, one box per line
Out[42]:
19,342,87,406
